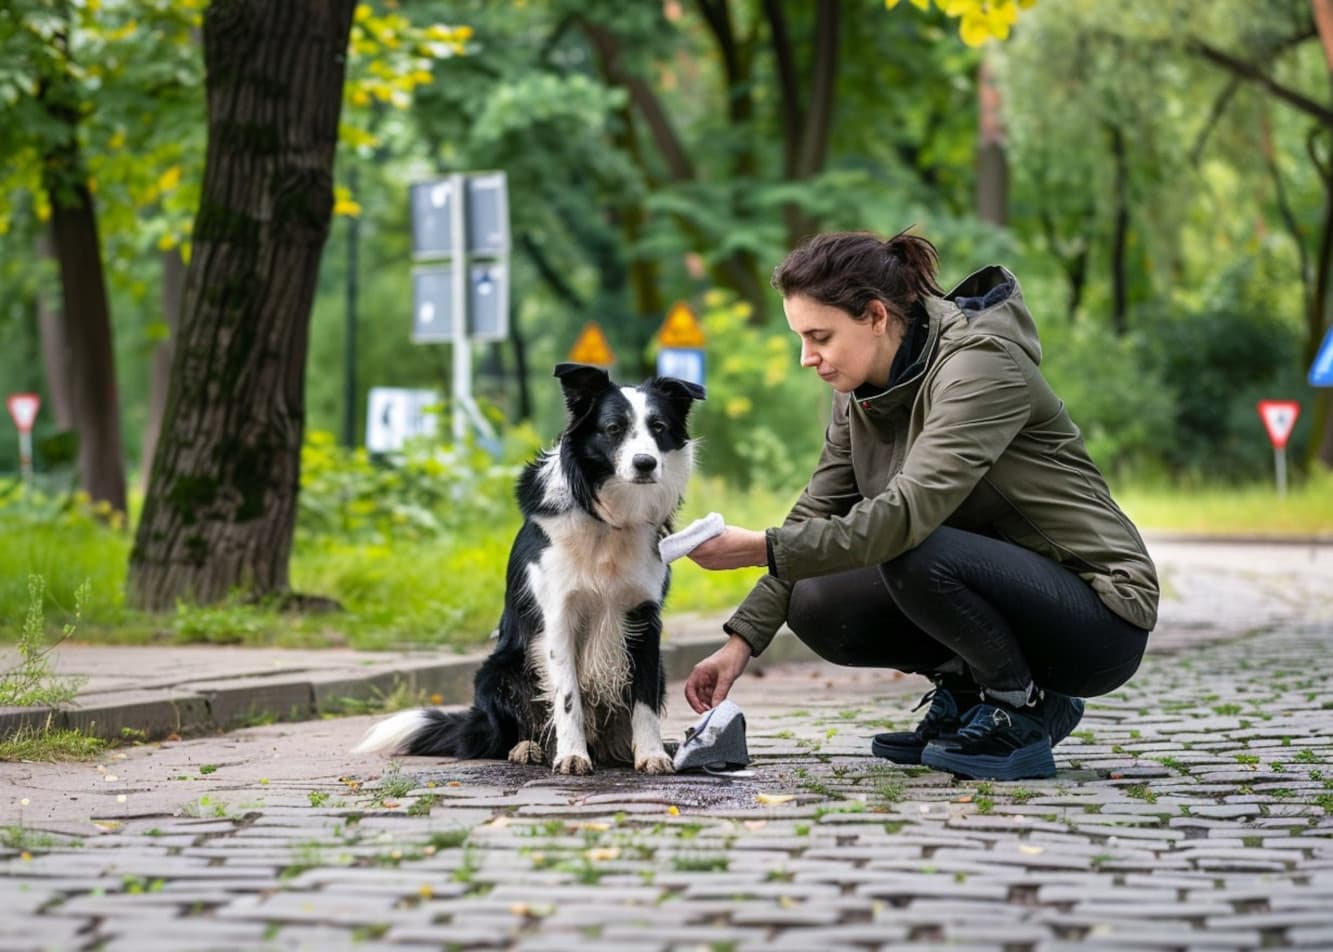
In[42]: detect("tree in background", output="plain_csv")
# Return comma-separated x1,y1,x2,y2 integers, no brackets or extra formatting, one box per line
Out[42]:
127,0,359,610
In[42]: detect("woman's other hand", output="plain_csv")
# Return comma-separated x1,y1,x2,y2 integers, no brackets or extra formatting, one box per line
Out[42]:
684,634,753,713
688,527,768,570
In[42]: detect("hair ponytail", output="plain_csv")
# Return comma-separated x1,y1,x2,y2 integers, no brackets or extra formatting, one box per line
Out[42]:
772,227,943,323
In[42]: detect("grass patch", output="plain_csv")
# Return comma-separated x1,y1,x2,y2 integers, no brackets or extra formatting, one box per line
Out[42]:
1116,470,1333,535
0,723,106,762
3,471,1329,652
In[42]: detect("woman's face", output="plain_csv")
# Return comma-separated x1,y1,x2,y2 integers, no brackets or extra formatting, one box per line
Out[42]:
784,294,900,392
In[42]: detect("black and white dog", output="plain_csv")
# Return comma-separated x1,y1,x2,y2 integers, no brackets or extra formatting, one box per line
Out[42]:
354,363,705,774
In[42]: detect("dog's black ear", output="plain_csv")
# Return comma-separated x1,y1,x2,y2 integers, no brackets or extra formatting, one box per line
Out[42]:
648,376,706,419
554,363,612,424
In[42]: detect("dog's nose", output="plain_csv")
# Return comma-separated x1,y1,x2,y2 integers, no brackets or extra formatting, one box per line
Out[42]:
633,454,658,475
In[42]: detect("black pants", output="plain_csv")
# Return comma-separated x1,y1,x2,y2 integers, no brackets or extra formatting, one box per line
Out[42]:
786,527,1150,701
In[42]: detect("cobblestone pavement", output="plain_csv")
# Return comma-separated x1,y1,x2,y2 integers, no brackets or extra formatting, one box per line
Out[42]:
1,540,1331,951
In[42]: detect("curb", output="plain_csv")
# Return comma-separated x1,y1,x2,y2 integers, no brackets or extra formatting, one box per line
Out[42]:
0,624,822,745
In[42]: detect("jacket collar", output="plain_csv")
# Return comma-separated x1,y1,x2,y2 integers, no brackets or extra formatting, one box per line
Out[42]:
849,296,951,416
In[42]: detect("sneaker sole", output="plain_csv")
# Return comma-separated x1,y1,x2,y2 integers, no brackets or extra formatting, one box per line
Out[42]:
920,739,1056,781
869,737,924,765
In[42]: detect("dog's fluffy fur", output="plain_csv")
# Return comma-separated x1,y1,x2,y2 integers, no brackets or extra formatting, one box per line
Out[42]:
353,363,705,774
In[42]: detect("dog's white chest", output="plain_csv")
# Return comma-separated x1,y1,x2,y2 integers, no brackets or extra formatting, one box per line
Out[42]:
529,515,665,611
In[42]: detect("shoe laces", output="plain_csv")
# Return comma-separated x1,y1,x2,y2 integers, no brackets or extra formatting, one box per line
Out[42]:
955,704,1012,742
912,688,956,734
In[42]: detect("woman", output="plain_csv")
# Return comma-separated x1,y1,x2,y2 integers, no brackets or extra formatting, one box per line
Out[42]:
683,230,1157,781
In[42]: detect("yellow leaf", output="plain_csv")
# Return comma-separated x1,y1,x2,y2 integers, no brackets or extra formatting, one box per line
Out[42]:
1017,844,1044,855
756,793,796,806
585,847,620,861
157,233,178,252
666,805,680,816
958,11,991,46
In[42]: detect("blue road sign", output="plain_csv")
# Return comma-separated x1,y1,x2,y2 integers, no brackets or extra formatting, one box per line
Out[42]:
657,347,706,387
1312,327,1333,387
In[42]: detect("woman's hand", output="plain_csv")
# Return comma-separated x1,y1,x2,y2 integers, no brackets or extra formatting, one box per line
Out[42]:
684,634,753,713
687,526,768,570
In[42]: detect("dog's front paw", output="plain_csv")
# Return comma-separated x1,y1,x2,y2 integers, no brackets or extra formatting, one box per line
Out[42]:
553,754,593,775
635,753,674,775
508,740,544,765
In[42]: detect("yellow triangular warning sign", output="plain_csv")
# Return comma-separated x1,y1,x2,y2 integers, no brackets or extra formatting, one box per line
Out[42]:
657,301,706,348
568,322,615,366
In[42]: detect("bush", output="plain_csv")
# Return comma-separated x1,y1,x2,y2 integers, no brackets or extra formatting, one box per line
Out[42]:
664,291,827,491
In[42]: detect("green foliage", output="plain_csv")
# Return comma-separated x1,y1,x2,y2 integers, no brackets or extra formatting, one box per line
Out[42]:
0,575,88,707
0,723,105,762
298,427,537,544
675,292,827,491
1037,318,1175,476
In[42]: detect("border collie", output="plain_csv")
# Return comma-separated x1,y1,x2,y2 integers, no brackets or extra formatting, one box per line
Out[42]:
354,363,705,774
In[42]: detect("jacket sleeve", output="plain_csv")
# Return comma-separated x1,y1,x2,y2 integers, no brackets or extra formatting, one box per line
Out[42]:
724,393,860,657
768,338,1032,581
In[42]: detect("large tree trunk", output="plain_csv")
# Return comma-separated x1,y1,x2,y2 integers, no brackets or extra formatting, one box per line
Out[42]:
128,0,356,611
140,249,185,488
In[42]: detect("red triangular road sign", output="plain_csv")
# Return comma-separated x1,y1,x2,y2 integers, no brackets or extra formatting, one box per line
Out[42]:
6,393,40,434
1257,399,1300,450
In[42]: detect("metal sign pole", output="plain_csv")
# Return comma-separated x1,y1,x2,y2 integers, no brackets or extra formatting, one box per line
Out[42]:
449,173,469,445
18,430,33,486
1274,447,1287,498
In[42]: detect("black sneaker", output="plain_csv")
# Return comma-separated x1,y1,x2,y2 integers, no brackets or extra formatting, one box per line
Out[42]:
1044,692,1085,747
871,687,971,765
921,701,1055,780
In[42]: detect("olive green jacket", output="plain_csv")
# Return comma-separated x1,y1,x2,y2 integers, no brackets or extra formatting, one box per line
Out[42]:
725,266,1159,657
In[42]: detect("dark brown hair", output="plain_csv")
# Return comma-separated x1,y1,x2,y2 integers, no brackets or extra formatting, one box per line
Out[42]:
771,228,943,324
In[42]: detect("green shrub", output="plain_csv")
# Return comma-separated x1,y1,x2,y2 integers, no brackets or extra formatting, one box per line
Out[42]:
663,291,826,491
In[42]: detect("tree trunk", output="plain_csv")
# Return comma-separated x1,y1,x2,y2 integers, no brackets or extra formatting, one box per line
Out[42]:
141,249,185,489
1108,123,1130,336
47,174,128,514
128,0,356,611
36,228,74,431
976,53,1009,227
39,16,128,514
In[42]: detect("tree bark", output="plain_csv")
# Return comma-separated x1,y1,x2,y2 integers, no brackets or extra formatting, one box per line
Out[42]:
128,0,356,611
976,53,1009,227
140,249,185,489
36,228,74,431
39,17,128,513
1107,123,1130,336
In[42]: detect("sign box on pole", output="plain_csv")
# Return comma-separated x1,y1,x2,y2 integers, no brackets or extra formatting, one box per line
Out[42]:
412,263,509,343
410,173,511,259
366,387,440,454
654,301,706,386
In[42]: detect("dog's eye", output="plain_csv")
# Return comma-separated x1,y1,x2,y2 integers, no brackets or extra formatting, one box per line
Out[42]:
604,422,624,437
649,420,667,435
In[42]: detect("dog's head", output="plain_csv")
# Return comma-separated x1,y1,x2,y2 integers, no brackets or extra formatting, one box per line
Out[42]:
554,362,705,524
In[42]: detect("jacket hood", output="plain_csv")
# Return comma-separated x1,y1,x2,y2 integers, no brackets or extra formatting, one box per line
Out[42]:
931,265,1042,366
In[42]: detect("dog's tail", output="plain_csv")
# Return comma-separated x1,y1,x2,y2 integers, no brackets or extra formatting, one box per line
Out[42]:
352,706,514,758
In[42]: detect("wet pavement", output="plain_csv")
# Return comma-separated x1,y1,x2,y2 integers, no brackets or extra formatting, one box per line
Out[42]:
0,537,1330,951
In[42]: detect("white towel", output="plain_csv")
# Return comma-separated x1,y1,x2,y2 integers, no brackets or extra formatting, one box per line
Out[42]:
658,512,726,563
